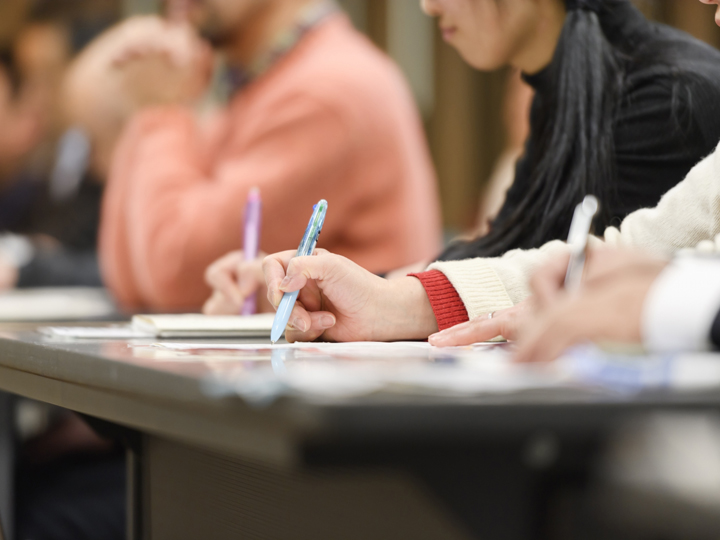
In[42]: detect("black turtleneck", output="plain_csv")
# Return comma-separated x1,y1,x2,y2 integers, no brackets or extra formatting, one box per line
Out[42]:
448,2,720,258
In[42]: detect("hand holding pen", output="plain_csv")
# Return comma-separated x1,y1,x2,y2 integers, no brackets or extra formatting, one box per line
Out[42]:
270,200,328,343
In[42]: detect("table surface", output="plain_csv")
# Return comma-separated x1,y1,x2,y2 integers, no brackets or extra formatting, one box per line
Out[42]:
0,323,719,465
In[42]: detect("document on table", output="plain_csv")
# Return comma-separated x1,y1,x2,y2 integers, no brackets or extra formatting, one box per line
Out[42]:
153,341,435,352
0,288,116,321
40,313,276,339
39,326,152,339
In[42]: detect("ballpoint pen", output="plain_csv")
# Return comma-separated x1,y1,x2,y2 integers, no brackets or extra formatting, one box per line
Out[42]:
270,199,328,344
241,188,262,316
564,195,599,291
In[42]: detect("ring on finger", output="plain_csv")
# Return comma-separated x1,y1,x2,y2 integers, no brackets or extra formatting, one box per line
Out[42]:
488,311,496,320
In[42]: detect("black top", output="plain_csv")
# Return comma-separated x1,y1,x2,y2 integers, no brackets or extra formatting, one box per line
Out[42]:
7,175,104,288
446,2,720,258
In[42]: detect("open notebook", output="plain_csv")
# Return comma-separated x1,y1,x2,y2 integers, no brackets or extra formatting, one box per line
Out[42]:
40,313,275,339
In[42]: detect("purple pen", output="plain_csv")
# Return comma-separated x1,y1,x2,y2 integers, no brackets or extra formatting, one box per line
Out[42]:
241,188,262,315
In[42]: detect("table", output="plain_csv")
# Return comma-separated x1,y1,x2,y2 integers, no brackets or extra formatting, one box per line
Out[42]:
0,325,719,540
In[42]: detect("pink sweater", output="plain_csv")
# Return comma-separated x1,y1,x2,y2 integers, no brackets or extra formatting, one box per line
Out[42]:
100,15,441,311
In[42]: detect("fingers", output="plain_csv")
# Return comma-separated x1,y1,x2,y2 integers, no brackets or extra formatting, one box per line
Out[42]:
264,250,340,308
429,318,503,347
285,310,337,343
279,251,342,292
202,290,238,315
263,250,299,307
237,253,266,299
204,251,244,306
112,19,201,68
530,253,570,308
514,296,588,363
428,303,528,347
515,318,579,364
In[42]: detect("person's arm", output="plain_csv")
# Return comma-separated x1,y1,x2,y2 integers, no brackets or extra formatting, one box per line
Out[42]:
426,141,720,320
101,95,353,311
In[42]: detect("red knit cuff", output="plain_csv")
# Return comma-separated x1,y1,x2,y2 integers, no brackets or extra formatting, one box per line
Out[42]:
409,270,469,331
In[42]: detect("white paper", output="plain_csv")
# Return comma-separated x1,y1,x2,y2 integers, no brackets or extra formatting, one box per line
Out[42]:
152,341,432,351
39,326,152,339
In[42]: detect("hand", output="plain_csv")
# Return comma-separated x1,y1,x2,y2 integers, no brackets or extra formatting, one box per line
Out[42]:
428,301,529,347
263,249,438,342
113,17,212,109
203,250,272,315
62,16,212,177
515,249,669,363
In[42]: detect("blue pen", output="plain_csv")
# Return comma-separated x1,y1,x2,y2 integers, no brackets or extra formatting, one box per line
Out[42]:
270,199,328,344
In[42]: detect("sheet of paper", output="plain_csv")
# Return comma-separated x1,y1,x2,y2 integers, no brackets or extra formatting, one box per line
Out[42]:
39,326,153,339
152,341,433,351
0,288,116,321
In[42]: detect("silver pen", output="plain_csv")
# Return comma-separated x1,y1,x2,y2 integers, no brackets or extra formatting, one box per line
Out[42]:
564,195,599,291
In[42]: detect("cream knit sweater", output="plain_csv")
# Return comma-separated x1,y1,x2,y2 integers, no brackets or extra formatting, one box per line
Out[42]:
429,142,720,320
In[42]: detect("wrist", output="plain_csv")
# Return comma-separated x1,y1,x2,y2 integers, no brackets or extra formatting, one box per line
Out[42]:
374,277,438,341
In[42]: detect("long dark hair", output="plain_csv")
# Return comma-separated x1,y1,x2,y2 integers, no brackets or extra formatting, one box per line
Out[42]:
439,0,624,261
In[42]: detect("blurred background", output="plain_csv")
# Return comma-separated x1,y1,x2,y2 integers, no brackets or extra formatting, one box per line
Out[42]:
0,0,718,236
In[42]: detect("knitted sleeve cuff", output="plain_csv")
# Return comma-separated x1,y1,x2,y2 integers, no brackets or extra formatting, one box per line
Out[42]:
409,270,469,331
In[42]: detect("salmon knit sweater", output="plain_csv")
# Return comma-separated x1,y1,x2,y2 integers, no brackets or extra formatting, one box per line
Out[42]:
100,15,441,311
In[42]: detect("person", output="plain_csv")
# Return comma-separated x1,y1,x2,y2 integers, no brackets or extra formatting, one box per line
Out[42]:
474,69,533,237
206,0,720,316
434,0,720,262
99,0,442,312
0,26,107,290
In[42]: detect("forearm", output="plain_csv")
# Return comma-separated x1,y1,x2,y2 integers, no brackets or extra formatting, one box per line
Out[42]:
428,240,568,319
106,107,219,308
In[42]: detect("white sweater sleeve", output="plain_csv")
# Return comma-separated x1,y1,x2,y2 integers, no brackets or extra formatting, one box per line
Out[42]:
429,142,720,319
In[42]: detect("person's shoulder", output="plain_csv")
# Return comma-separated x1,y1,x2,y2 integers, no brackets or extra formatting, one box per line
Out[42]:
280,16,411,110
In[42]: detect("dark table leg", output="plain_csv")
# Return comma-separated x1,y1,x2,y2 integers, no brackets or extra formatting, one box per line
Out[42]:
0,392,14,540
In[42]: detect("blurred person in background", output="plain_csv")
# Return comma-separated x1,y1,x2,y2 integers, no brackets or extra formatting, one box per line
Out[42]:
98,0,441,312
0,15,110,291
0,8,130,540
